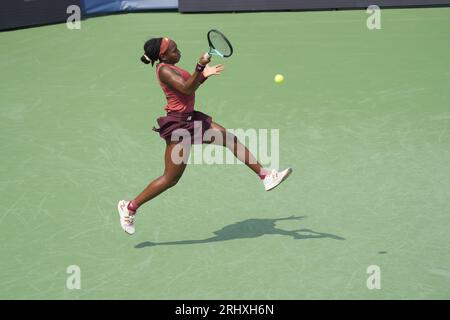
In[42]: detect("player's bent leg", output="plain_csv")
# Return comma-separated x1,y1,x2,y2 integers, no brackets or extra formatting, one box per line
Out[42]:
203,121,262,174
203,121,292,191
118,141,191,235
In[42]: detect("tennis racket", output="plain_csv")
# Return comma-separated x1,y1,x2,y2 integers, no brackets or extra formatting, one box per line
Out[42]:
206,29,233,58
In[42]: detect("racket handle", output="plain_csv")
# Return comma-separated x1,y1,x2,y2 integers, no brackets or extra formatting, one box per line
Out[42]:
199,53,211,66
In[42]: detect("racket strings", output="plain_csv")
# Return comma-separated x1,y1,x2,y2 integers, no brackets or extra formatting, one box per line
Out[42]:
209,31,232,57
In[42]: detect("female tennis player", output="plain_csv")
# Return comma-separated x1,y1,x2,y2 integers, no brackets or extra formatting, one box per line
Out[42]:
118,37,292,234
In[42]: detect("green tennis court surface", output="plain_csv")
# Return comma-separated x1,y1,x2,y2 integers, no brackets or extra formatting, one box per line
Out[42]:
1,8,449,299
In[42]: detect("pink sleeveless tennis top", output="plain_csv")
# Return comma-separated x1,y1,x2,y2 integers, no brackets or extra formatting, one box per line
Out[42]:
156,63,195,113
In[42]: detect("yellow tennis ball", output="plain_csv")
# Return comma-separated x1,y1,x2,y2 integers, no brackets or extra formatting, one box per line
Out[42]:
274,74,284,84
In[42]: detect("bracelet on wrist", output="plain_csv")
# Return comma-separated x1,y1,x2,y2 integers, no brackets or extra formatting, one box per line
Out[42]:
196,63,206,72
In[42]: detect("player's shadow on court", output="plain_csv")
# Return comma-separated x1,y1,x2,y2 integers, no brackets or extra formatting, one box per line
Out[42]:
135,216,345,248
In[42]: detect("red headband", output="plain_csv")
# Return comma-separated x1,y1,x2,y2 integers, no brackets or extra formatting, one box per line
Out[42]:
159,37,170,57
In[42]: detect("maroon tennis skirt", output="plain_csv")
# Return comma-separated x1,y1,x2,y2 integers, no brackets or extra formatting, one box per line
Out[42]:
152,110,213,144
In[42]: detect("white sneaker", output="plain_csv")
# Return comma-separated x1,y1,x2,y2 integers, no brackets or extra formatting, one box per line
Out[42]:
262,168,293,191
118,200,136,235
